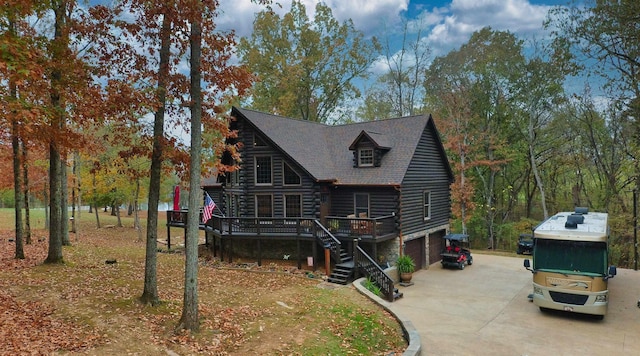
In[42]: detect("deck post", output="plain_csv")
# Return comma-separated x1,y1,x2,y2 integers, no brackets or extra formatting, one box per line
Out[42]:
220,236,224,260
297,239,301,269
312,238,317,271
167,227,171,251
352,238,359,278
257,239,262,266
324,243,331,276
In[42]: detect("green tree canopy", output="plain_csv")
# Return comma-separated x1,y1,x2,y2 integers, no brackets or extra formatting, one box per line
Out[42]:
239,1,379,123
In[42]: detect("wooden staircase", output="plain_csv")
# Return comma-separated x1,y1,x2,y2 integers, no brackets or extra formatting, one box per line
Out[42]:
316,222,401,301
327,248,355,284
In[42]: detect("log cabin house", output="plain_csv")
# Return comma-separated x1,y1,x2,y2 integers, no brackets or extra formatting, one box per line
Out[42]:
168,107,454,300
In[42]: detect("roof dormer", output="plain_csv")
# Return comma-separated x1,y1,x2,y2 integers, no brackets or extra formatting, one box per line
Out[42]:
349,130,392,168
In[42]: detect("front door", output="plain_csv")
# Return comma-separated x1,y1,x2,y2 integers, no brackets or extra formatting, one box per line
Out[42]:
320,193,330,224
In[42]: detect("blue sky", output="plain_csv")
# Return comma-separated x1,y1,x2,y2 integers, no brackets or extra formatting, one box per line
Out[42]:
218,0,572,57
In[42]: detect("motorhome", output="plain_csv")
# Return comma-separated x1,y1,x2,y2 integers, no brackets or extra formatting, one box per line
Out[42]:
524,208,616,319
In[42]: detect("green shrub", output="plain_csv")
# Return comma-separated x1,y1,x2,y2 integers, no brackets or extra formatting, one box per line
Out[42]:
395,255,415,273
362,277,381,297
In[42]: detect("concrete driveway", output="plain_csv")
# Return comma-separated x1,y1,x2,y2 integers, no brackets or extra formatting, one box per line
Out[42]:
386,253,640,356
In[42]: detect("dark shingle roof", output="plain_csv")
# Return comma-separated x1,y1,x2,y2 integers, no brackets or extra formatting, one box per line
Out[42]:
232,107,450,186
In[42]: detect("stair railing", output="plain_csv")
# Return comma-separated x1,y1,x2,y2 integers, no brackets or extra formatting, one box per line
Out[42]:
355,246,395,302
313,220,342,263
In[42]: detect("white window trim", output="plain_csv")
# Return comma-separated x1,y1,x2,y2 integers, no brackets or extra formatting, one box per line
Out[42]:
423,191,431,220
254,156,273,186
354,193,370,217
282,162,302,186
358,148,374,167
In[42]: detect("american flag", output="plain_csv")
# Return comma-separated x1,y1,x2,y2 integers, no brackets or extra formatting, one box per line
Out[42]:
202,192,216,224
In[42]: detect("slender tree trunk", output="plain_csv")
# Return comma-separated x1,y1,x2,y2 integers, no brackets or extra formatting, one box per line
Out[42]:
45,0,67,264
44,180,49,229
178,11,202,332
10,59,25,259
459,148,467,235
93,172,100,228
46,141,63,263
529,140,548,219
141,11,172,306
94,203,101,228
75,152,81,241
71,152,77,234
23,143,31,245
134,178,143,242
62,154,70,246
116,204,122,227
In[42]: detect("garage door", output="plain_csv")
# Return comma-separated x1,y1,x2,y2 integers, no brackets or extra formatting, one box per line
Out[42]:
404,237,425,270
429,231,445,265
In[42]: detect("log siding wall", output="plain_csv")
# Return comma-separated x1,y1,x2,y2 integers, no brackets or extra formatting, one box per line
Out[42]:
400,122,452,236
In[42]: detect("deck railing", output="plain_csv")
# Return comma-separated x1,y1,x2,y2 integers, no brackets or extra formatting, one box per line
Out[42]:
355,245,396,302
205,216,316,236
312,220,342,263
324,215,396,239
167,211,396,241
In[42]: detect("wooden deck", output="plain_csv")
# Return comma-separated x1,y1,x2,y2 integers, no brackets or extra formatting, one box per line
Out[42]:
166,211,398,266
166,210,397,241
165,210,401,302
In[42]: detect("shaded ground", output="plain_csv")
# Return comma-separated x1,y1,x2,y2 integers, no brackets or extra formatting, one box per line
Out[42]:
0,211,405,355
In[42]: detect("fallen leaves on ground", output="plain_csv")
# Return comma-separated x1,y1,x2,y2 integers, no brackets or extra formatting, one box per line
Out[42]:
0,215,405,355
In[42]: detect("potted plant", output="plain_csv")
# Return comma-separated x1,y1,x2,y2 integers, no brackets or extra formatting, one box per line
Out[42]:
396,255,415,283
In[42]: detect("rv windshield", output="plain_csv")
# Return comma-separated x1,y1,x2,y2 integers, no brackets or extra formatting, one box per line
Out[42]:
534,239,607,275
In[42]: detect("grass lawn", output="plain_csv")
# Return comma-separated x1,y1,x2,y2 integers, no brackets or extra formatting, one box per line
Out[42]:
0,208,406,355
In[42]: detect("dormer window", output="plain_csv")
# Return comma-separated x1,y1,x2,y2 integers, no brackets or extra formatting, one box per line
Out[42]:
350,130,391,168
358,148,374,167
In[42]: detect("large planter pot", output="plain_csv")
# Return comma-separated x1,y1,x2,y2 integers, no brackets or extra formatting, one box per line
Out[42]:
400,272,413,283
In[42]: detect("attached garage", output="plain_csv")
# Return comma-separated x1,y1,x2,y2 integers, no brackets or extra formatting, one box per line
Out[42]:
428,230,446,266
404,236,425,270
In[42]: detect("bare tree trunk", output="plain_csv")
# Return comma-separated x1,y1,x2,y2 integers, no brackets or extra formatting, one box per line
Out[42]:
45,0,67,264
459,148,467,235
134,178,143,243
10,55,25,259
141,11,172,306
43,180,49,230
93,171,100,228
529,140,548,219
116,204,123,227
71,151,78,239
62,154,70,246
94,203,101,228
178,12,202,332
22,143,31,245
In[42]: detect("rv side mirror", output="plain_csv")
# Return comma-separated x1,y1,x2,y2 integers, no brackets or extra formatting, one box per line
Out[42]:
608,265,617,277
523,259,530,268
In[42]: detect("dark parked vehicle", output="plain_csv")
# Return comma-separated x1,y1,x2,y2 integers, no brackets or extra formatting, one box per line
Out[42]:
517,234,533,255
441,233,473,269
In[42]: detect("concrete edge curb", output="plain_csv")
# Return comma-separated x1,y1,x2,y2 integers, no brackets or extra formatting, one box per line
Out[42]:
353,277,421,356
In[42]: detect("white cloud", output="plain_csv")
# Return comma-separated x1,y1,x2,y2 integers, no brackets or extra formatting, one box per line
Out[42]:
322,0,409,34
216,0,268,38
425,0,554,54
217,0,409,38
